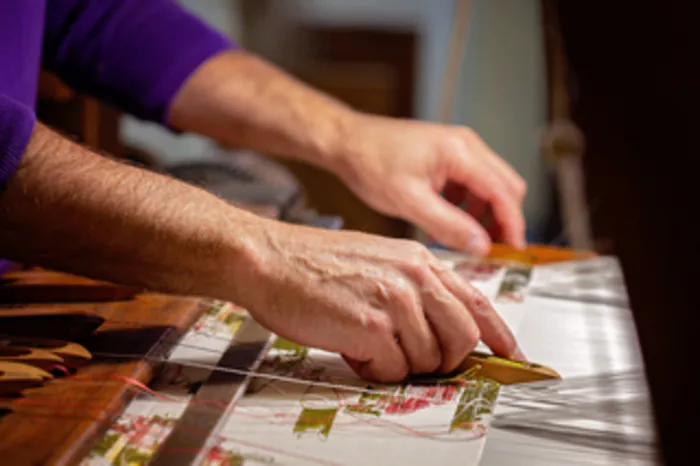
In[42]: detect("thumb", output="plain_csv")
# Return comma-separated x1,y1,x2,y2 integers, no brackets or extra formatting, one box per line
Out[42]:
405,186,491,255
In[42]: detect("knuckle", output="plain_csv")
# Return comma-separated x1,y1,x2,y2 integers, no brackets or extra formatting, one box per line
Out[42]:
407,261,431,284
442,310,481,371
414,351,442,374
364,312,394,337
400,239,429,257
480,176,503,199
415,242,433,259
400,242,433,281
472,290,490,309
389,275,413,297
446,325,480,372
428,256,450,274
464,325,481,351
376,365,409,384
469,289,494,316
457,329,481,356
389,280,420,315
489,189,509,206
440,133,468,158
461,127,476,139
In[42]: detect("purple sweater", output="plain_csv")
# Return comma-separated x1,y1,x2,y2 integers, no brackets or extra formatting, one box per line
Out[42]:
0,0,235,273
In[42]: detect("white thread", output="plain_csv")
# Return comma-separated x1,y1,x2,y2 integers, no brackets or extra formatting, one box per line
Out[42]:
90,351,497,404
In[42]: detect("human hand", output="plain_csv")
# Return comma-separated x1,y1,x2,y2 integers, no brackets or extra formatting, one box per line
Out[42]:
238,221,523,382
330,114,527,255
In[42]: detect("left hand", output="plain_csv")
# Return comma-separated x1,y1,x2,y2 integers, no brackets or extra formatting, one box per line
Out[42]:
331,114,527,256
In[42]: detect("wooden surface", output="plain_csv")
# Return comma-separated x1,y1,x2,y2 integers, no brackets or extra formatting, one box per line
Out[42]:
0,269,208,466
0,269,139,305
37,71,124,160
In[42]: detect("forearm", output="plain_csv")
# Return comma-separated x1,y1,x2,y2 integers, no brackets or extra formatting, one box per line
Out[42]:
0,122,264,300
168,51,356,172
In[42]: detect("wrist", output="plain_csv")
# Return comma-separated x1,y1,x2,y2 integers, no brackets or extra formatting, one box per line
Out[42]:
305,105,362,174
207,208,270,306
319,111,384,190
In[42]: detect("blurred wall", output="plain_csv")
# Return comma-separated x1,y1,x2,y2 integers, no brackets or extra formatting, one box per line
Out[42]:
177,0,242,42
286,0,455,122
454,0,551,235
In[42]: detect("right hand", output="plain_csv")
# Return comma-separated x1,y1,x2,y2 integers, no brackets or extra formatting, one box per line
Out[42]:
237,221,523,383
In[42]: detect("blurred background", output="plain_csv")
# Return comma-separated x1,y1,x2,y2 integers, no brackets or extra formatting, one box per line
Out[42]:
37,0,604,254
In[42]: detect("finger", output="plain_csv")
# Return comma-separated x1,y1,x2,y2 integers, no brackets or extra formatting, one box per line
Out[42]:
420,271,481,373
487,190,526,248
334,304,410,383
467,197,502,241
464,130,527,200
384,280,442,374
446,136,527,247
469,180,525,248
450,162,526,248
437,267,523,361
403,185,491,255
479,150,526,202
342,333,409,383
464,193,505,243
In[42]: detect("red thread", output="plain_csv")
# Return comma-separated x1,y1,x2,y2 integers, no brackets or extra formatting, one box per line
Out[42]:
5,371,487,441
47,364,71,376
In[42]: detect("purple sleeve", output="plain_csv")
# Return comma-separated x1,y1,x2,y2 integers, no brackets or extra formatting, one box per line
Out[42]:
43,0,237,124
0,93,35,191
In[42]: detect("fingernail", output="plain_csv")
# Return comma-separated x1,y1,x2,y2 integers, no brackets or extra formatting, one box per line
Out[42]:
511,347,527,362
467,235,490,256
